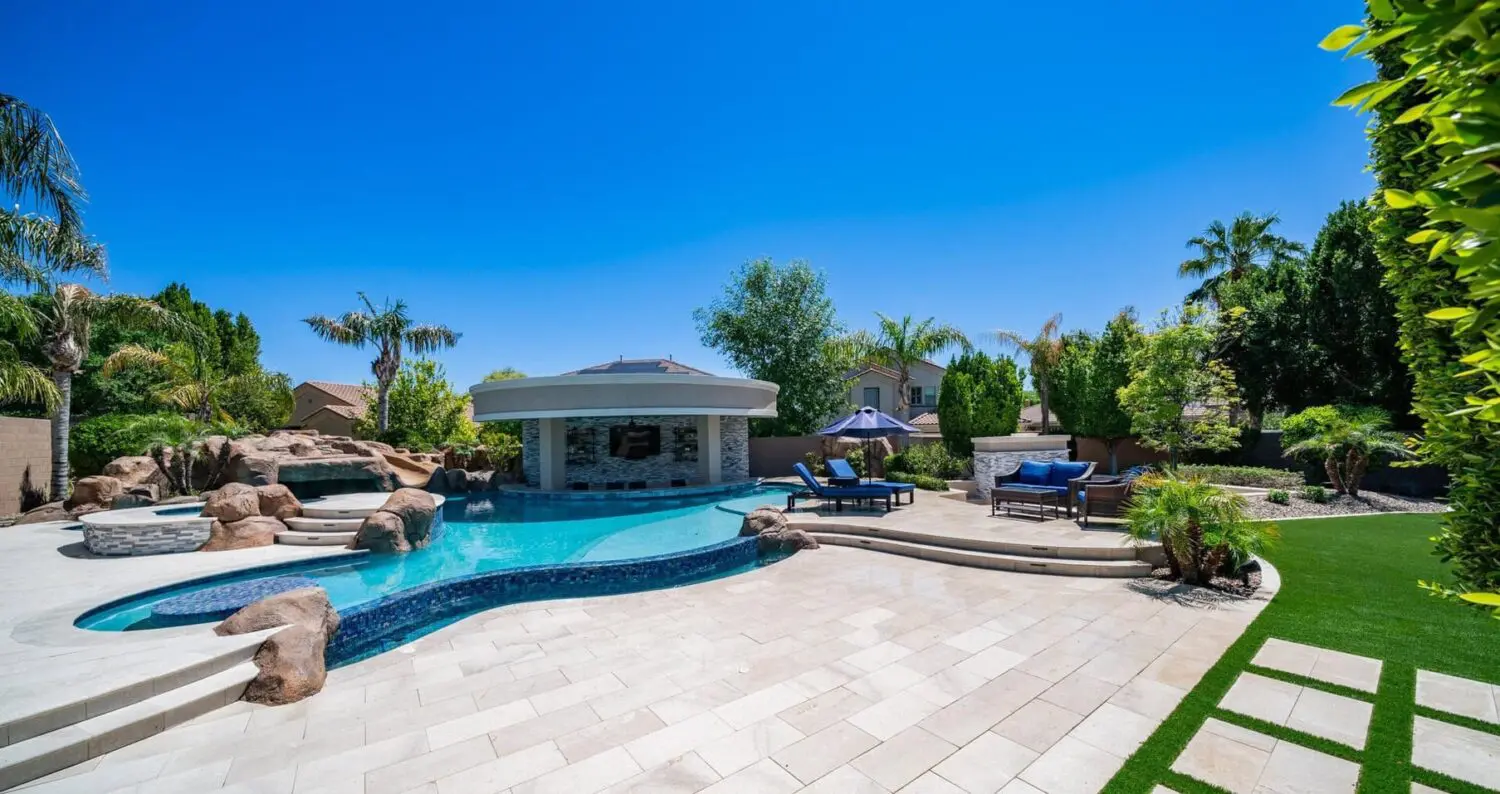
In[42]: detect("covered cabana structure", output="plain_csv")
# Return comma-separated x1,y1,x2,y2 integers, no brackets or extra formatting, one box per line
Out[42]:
469,359,778,491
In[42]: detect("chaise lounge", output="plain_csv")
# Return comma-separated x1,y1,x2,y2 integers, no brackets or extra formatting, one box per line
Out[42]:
788,462,896,512
826,458,916,505
994,460,1095,518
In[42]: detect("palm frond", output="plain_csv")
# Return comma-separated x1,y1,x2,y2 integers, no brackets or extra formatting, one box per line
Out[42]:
157,381,210,412
304,313,372,346
100,343,177,378
404,323,461,354
0,95,86,238
0,289,39,342
0,351,58,409
0,209,106,284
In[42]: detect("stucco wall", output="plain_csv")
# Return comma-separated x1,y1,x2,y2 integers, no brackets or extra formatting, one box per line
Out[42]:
847,362,943,421
0,416,51,515
520,415,748,487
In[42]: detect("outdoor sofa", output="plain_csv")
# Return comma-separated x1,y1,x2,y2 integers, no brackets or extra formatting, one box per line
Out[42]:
789,462,896,512
993,460,1095,518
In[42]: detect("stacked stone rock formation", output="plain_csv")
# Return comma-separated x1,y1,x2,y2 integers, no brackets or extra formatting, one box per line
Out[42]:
199,482,305,551
214,587,340,705
348,488,438,553
738,506,820,552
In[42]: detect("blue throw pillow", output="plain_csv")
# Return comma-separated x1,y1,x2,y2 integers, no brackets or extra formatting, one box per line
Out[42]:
1049,461,1091,487
1018,460,1052,486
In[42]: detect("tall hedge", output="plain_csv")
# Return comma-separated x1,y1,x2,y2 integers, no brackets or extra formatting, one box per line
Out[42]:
936,350,1022,457
1325,7,1500,590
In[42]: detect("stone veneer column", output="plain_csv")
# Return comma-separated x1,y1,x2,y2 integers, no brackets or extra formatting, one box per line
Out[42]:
538,417,566,490
971,435,1071,499
696,415,722,483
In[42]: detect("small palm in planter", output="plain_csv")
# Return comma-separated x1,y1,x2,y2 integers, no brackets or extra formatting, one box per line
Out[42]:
1282,418,1412,497
1125,474,1276,586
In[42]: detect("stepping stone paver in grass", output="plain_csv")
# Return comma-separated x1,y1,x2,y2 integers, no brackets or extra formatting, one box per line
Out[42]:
1415,669,1500,724
1249,638,1382,693
1285,687,1373,750
1172,718,1359,794
1412,715,1500,790
1219,672,1301,725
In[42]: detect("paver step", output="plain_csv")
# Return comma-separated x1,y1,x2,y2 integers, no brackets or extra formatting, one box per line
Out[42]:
795,522,1141,561
275,529,356,546
283,516,364,532
0,662,257,790
299,505,378,520
808,533,1153,578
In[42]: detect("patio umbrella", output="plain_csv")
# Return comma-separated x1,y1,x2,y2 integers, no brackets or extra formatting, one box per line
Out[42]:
817,406,920,484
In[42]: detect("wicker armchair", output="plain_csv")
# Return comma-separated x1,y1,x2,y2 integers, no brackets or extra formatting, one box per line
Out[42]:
1077,467,1151,526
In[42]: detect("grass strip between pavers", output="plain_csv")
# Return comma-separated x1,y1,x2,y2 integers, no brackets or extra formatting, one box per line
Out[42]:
1101,514,1500,794
1414,706,1500,739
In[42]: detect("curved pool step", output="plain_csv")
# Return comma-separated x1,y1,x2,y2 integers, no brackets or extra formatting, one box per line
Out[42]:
808,533,1153,578
794,522,1141,561
299,505,378,520
283,516,364,532
275,529,356,546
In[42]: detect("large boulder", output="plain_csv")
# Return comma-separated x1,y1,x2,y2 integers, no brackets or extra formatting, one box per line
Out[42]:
200,516,283,552
739,505,819,553
466,470,494,492
445,468,470,493
203,482,261,523
65,476,123,513
232,453,280,486
740,507,786,536
242,625,327,705
102,456,170,491
349,488,437,553
113,485,159,510
14,501,69,525
255,484,302,521
214,586,339,636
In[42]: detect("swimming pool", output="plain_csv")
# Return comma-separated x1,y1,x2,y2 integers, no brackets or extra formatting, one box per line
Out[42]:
76,483,797,660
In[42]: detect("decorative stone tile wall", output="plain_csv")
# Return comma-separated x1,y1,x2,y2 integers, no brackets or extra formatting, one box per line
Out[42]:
82,521,213,556
520,416,750,487
721,416,749,481
973,449,1070,499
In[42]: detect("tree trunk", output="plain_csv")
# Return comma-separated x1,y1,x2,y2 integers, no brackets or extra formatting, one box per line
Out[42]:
1325,457,1346,493
1038,379,1051,435
896,367,910,419
49,370,72,499
1346,450,1368,497
377,380,392,433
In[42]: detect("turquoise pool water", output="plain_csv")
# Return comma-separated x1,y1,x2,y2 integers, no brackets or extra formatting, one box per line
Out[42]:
78,484,793,631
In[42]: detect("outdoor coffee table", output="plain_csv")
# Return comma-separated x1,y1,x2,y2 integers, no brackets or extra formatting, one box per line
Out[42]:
991,485,1061,520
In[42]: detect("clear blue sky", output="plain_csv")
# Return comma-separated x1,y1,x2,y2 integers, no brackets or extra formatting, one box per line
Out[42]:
11,1,1374,389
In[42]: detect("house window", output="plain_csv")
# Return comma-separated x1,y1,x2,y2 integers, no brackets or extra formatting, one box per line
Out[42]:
909,386,937,406
862,387,880,410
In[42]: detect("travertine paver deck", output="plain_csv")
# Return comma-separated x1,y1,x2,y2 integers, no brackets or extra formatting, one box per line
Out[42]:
17,544,1272,793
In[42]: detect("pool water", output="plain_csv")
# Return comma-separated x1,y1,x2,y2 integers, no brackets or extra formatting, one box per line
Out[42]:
77,484,793,632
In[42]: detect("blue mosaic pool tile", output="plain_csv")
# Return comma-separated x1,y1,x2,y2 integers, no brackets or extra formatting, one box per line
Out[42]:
150,575,318,626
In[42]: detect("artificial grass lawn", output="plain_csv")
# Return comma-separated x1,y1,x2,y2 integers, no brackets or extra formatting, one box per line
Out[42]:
1104,513,1500,794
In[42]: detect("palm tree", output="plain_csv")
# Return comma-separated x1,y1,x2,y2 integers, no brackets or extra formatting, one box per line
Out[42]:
304,293,460,434
994,313,1064,435
1178,212,1306,305
31,284,191,496
0,291,56,408
101,342,273,423
842,313,970,418
1283,418,1412,496
1,94,105,284
1125,474,1276,585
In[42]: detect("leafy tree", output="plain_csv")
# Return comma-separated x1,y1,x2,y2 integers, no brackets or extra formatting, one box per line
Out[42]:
1117,308,1242,466
1125,474,1276,586
477,367,526,463
694,258,851,436
355,359,476,451
935,350,1023,457
1178,212,1306,305
483,367,526,382
993,314,1064,434
1323,8,1500,591
844,313,970,417
1050,309,1143,473
0,291,54,408
305,293,461,435
1212,260,1312,424
1282,412,1412,496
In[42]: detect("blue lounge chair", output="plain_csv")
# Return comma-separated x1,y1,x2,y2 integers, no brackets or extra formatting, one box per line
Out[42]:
789,463,895,512
825,458,917,504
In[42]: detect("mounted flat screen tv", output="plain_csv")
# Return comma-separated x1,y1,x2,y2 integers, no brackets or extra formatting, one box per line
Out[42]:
609,424,660,460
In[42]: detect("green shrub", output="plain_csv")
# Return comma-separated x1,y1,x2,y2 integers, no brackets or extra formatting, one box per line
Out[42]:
801,451,825,476
69,413,196,476
1124,473,1277,584
1301,485,1331,504
806,448,866,478
1281,404,1391,451
885,471,948,491
886,443,968,479
1266,489,1291,505
1174,464,1302,489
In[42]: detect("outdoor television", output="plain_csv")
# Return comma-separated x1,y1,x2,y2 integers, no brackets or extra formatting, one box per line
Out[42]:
609,424,660,460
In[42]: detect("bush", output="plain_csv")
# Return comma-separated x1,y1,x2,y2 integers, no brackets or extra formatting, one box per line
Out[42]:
802,451,825,476
1301,485,1331,504
885,443,968,479
1281,405,1391,452
885,471,948,491
1125,474,1277,585
1174,464,1302,489
805,448,866,478
69,413,198,476
1266,489,1291,505
936,350,1023,457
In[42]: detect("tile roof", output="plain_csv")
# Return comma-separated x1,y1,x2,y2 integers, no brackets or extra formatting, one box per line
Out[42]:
564,359,714,376
845,359,945,381
909,411,940,427
301,380,374,406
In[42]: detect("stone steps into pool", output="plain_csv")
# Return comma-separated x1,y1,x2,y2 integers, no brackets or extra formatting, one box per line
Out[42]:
275,529,357,546
283,516,364,532
793,521,1143,561
808,533,1154,578
0,633,270,790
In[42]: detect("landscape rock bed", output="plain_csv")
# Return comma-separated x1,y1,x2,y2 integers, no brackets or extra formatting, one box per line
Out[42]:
1243,491,1446,520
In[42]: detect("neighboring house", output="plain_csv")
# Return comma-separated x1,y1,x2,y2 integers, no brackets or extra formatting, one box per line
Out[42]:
291,381,374,437
845,359,945,423
1018,403,1059,433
